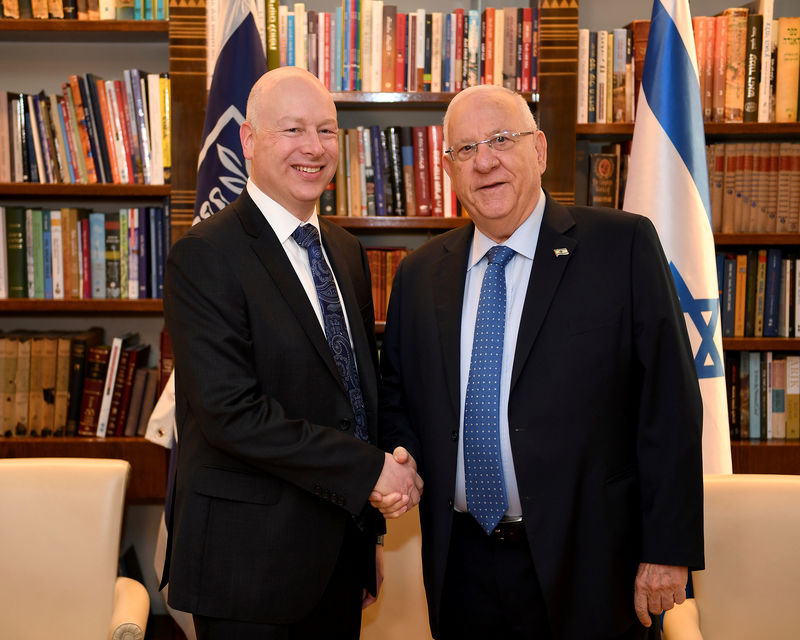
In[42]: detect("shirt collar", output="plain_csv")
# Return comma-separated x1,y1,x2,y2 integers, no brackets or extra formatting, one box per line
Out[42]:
468,187,546,270
246,178,320,244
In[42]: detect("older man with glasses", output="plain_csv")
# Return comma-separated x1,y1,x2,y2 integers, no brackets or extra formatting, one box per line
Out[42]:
373,84,705,640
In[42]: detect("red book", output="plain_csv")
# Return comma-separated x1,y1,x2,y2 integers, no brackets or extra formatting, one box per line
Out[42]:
454,8,464,92
159,326,173,395
323,12,331,89
412,126,432,216
112,80,136,184
521,8,532,92
105,347,130,436
79,211,91,298
113,343,151,436
94,77,121,184
483,8,495,85
395,12,407,92
427,124,444,217
77,344,110,436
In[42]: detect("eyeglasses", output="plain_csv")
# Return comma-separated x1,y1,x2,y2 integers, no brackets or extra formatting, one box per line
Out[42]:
444,130,535,162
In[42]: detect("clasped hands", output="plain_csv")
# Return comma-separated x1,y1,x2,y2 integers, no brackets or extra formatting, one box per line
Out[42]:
369,446,424,518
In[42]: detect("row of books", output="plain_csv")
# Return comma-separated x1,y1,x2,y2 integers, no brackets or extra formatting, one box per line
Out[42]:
577,3,800,124
0,327,173,440
710,142,800,233
365,246,407,322
0,206,169,300
257,2,539,93
0,70,170,185
725,351,800,441
718,249,800,339
320,125,462,218
0,0,168,20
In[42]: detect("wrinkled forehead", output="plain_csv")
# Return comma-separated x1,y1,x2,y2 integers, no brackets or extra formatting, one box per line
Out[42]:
447,93,528,143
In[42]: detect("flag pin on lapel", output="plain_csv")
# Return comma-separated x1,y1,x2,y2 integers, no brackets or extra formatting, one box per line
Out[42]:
553,248,569,257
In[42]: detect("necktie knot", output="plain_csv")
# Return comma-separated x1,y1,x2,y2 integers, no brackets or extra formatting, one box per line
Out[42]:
485,245,515,267
292,223,320,250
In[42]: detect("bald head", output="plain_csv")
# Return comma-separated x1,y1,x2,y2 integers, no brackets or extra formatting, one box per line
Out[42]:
443,85,537,147
246,67,336,131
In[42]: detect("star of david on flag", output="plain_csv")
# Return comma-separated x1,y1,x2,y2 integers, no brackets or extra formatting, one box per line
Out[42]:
624,0,732,474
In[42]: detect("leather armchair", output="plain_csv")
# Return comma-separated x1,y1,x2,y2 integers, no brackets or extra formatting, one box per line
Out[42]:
0,458,150,640
663,473,800,640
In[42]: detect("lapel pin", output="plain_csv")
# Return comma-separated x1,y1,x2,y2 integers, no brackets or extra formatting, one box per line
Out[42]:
553,248,569,257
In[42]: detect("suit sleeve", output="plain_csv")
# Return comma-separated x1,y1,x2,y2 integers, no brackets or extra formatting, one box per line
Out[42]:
631,216,705,570
164,233,385,517
378,259,423,463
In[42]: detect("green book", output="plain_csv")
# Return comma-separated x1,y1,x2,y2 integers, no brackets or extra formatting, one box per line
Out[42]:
29,208,45,299
5,207,28,298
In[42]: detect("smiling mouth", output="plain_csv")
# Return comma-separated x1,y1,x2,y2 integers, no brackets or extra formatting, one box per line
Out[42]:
479,181,505,191
294,165,322,174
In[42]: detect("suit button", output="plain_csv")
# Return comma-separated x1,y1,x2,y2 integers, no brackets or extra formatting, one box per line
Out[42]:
313,484,323,496
339,419,351,431
447,498,454,510
450,430,458,442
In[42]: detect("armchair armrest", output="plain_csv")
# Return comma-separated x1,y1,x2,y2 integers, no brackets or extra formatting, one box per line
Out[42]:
108,576,150,640
662,598,704,640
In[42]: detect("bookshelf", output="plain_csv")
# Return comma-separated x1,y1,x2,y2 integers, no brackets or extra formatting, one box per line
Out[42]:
576,1,800,474
0,17,174,499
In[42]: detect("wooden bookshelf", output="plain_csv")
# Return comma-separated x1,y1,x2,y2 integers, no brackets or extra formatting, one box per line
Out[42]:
732,441,800,475
0,299,163,313
714,233,800,246
0,18,169,41
325,216,471,231
576,123,800,138
0,183,170,199
0,437,169,502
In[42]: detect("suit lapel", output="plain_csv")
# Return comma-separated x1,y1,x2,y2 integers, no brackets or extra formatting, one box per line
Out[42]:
433,224,474,420
511,194,577,391
234,192,344,388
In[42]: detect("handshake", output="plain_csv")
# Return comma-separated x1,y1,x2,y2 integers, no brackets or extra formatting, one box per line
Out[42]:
369,446,424,518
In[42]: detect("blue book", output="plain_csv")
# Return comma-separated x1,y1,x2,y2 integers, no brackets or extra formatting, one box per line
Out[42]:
287,15,295,67
137,207,149,298
369,125,387,216
148,207,159,298
42,210,53,299
722,255,736,337
156,0,164,20
749,351,761,439
134,0,142,20
89,212,106,298
763,248,782,337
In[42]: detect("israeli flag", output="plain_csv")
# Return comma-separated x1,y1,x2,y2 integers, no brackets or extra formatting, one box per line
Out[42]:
193,0,267,224
623,0,732,474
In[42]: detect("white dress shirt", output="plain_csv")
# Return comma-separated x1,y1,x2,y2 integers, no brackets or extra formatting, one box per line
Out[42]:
455,188,546,518
246,178,355,344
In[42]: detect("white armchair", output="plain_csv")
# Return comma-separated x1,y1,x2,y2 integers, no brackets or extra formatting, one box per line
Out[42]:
663,473,800,640
0,458,150,640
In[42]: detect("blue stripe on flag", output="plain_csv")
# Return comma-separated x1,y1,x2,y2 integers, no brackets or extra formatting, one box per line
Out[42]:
642,0,711,221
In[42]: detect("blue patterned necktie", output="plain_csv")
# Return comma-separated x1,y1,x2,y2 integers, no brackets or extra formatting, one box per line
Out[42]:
292,224,369,442
464,245,516,534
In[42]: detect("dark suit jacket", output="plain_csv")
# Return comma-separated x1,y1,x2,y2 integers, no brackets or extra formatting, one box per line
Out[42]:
162,190,385,624
379,193,705,639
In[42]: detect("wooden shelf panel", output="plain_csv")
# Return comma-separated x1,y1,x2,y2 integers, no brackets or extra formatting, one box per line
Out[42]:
0,437,170,502
0,183,170,199
0,18,168,41
0,299,163,313
714,233,800,245
332,91,538,108
732,441,800,475
577,122,800,138
324,216,470,231
722,338,800,351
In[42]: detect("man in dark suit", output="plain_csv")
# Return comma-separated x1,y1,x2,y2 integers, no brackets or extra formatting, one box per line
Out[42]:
374,85,704,639
162,67,422,640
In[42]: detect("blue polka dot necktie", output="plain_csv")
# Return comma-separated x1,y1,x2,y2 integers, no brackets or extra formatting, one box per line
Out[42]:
464,244,516,534
292,224,369,442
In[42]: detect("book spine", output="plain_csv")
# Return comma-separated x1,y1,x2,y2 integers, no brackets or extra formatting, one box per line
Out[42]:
77,344,109,437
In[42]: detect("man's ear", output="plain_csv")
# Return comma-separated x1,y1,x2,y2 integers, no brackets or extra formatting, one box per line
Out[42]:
240,121,254,161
